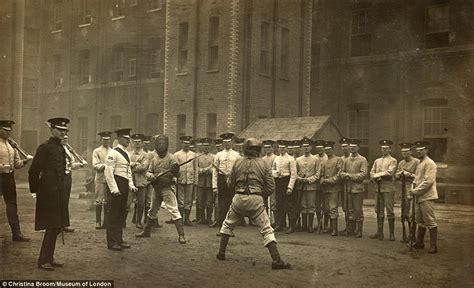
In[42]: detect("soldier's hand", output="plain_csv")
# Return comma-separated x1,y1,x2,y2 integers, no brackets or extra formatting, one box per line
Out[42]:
130,186,138,193
111,191,121,197
31,193,37,199
286,188,292,195
213,188,218,195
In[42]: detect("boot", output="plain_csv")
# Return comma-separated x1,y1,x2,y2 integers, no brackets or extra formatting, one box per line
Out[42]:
295,215,302,232
323,213,330,233
355,221,363,238
123,210,129,228
135,216,152,237
315,211,322,231
307,213,314,233
184,209,193,226
216,234,230,260
174,219,187,244
206,208,213,226
101,204,108,229
12,227,30,242
340,215,349,234
400,221,408,243
131,205,137,224
301,213,308,232
346,220,355,236
266,241,291,270
136,205,144,229
413,226,426,249
388,218,395,241
331,219,338,236
95,205,102,229
197,208,206,224
154,215,163,228
285,217,295,234
144,206,150,223
370,217,384,240
428,227,438,254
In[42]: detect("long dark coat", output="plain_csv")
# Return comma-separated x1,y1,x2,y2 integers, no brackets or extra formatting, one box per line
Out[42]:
28,137,69,230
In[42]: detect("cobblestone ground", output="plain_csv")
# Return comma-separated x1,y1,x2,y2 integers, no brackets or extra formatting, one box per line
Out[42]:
1,181,473,288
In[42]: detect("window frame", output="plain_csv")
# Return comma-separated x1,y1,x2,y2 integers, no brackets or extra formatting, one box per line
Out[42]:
260,21,270,75
208,16,220,71
178,22,189,74
280,27,289,80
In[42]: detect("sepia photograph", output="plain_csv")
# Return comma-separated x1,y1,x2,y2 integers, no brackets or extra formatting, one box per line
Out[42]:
0,0,473,287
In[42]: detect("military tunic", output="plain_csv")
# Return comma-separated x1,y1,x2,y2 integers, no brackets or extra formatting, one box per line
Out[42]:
272,153,297,227
411,156,438,229
342,154,368,222
396,157,420,220
174,149,196,211
370,155,398,219
321,155,344,219
295,154,320,214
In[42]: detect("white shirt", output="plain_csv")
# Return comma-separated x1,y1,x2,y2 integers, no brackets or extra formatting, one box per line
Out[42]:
212,148,241,189
104,144,135,194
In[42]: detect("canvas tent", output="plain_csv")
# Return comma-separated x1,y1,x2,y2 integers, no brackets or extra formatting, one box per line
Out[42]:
238,116,344,151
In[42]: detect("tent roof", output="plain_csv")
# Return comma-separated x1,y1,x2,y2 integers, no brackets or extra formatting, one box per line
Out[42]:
238,116,341,140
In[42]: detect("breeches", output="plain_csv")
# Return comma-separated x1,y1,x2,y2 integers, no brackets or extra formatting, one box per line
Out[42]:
177,184,193,210
348,193,364,222
374,191,395,219
324,192,339,219
197,187,213,210
415,200,437,229
300,189,316,213
94,182,108,206
148,186,181,221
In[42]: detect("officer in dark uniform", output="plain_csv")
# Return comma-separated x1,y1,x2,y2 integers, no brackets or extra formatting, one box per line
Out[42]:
216,138,291,270
0,120,31,242
29,117,70,271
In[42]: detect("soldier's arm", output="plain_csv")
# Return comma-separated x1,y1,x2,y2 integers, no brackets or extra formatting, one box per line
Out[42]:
351,158,368,182
104,151,120,194
271,157,279,178
263,163,275,196
133,154,149,173
28,144,47,194
307,159,321,184
92,150,105,172
395,162,403,179
287,158,297,190
412,162,437,196
374,158,397,178
212,154,220,189
12,148,26,169
369,160,377,179
326,159,343,184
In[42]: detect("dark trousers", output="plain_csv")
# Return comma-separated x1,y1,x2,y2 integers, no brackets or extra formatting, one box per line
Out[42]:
106,176,129,247
38,228,60,265
275,176,290,227
285,189,299,225
217,174,233,226
64,173,72,223
1,172,21,235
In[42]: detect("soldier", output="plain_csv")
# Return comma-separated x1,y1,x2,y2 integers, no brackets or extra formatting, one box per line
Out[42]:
214,138,223,153
295,138,320,233
262,140,277,225
142,135,161,227
129,133,150,229
136,134,186,244
340,139,368,238
0,120,30,242
216,138,291,270
174,136,196,226
313,140,329,232
234,137,245,156
92,132,112,229
192,138,202,223
29,118,70,270
194,138,215,225
409,141,438,254
271,140,297,233
212,132,241,234
62,135,86,233
338,137,351,234
396,142,420,243
320,141,344,236
370,140,398,241
104,128,138,251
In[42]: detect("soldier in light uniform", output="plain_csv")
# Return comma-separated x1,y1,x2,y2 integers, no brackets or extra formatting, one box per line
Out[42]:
104,128,138,251
272,140,297,233
338,137,351,234
128,133,150,229
234,137,245,157
409,141,438,254
395,142,420,243
340,139,368,238
174,136,196,226
214,138,223,153
0,120,31,242
262,140,277,225
209,138,223,227
320,141,344,236
142,136,161,227
313,140,329,232
216,138,291,270
295,138,320,233
370,140,398,241
92,132,112,229
194,138,215,225
212,133,241,234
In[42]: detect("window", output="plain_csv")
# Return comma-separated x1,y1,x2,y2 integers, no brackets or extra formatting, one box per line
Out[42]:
80,0,92,25
176,114,186,145
348,107,369,156
260,22,270,74
128,58,136,78
53,54,62,88
112,0,125,18
178,22,189,73
149,38,161,78
78,117,88,153
79,49,91,84
207,113,217,139
208,17,219,71
423,99,448,162
112,46,124,82
23,78,38,108
351,9,371,57
110,115,122,131
280,28,289,79
146,113,160,136
146,0,162,11
52,3,63,31
425,4,449,48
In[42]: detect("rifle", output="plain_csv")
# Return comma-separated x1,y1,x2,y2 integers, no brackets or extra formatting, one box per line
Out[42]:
210,162,226,176
149,154,203,185
400,174,407,242
376,180,383,239
409,185,417,252
318,180,324,235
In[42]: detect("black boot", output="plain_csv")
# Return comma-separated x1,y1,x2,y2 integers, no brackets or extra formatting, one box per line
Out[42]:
400,221,408,243
95,205,102,229
184,209,193,226
266,241,291,270
355,221,363,238
174,219,187,244
301,213,308,232
136,205,144,229
370,217,384,240
323,213,330,233
286,217,295,234
388,218,395,241
135,216,152,238
346,220,355,236
331,219,338,236
428,227,438,254
12,226,30,242
131,205,137,224
315,211,322,232
196,208,205,224
216,233,230,260
307,213,314,233
206,208,213,226
413,226,426,249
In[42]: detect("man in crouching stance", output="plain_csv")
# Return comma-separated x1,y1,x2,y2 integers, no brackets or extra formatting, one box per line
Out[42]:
216,138,291,270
